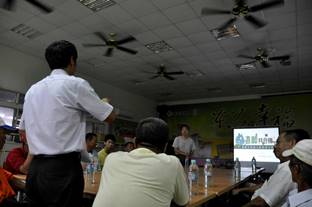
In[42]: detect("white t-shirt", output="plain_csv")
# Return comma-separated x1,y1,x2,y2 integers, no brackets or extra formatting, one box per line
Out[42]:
93,148,189,207
22,69,113,155
282,189,312,207
172,136,196,154
252,161,297,207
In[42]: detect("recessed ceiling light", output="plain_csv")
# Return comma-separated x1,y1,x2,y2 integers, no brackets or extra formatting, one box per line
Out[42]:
236,63,256,70
10,24,42,39
211,25,240,41
250,83,265,89
145,40,173,53
77,0,116,12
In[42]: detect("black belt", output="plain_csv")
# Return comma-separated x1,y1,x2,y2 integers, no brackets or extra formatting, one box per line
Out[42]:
34,151,81,159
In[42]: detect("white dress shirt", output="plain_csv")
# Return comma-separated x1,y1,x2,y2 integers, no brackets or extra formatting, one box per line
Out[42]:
282,189,312,207
22,69,113,155
172,136,196,154
93,148,189,207
252,161,297,207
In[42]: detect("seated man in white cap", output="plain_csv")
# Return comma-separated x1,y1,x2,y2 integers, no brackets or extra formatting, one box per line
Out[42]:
281,139,312,207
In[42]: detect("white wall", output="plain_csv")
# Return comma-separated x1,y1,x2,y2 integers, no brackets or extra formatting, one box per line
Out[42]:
0,44,156,121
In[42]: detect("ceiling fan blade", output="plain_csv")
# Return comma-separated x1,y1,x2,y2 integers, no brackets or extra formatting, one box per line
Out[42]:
218,17,237,31
116,36,136,45
260,61,270,68
201,8,232,15
238,54,255,59
82,43,107,47
244,15,267,28
150,75,159,80
116,46,138,55
269,55,290,61
2,0,15,10
249,0,284,12
105,48,114,57
25,0,53,13
165,71,184,75
94,32,109,45
164,75,175,80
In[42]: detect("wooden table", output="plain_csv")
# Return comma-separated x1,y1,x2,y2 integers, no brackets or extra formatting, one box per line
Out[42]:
14,167,262,207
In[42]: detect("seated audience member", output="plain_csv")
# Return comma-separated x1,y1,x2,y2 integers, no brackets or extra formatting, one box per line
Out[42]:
281,139,312,207
0,117,17,204
244,129,310,207
172,124,196,165
4,131,33,174
81,133,98,169
86,133,97,153
124,140,135,152
93,117,189,207
98,134,116,169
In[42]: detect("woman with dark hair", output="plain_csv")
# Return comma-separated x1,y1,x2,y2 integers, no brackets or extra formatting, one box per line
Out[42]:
172,124,196,166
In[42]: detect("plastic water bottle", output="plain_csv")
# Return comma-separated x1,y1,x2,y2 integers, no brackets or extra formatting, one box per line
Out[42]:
234,157,241,181
184,157,189,173
204,159,213,188
251,157,257,174
86,162,93,183
189,159,199,196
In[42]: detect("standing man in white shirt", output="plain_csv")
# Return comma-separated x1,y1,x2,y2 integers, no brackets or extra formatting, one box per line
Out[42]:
244,129,310,207
281,139,312,207
172,124,196,166
22,40,116,207
93,117,189,207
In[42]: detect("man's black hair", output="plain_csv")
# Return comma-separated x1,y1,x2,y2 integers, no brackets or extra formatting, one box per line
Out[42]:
290,156,312,187
85,133,97,142
282,129,310,143
45,40,78,70
104,134,116,142
179,124,190,131
136,117,169,151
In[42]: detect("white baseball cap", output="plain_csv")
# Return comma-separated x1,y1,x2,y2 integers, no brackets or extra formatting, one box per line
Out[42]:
283,139,312,166
0,116,16,131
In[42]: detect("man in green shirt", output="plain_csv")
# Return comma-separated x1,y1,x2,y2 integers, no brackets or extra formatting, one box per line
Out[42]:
98,134,116,169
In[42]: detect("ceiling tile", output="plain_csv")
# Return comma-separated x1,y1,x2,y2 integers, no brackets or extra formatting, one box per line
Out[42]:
188,31,214,45
139,12,171,30
153,25,183,39
166,37,193,49
97,5,132,25
118,19,149,36
41,10,75,27
163,4,197,23
120,0,158,18
58,1,93,20
135,31,161,44
151,0,186,10
176,18,207,35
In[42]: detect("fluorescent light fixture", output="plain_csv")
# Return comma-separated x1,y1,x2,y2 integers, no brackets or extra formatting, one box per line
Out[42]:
211,25,240,41
250,83,265,89
77,0,116,12
10,24,42,39
237,63,256,70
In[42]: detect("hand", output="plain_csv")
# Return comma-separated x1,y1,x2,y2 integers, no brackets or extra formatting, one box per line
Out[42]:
101,98,110,103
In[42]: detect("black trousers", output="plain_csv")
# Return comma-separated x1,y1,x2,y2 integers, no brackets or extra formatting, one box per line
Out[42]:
25,152,84,207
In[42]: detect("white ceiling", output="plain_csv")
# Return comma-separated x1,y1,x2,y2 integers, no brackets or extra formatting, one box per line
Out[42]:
0,0,311,101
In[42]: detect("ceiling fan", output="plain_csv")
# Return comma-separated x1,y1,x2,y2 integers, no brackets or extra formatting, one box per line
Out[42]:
0,0,53,13
201,0,284,30
143,64,184,81
237,48,291,68
82,32,138,57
